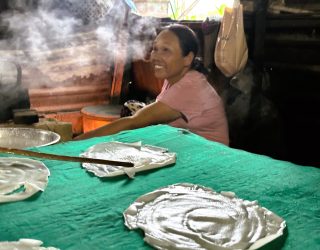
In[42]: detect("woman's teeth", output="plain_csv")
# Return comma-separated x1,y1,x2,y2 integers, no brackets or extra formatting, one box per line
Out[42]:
155,65,164,69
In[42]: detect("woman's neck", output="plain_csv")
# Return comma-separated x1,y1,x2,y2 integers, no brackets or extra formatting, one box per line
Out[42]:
167,68,191,86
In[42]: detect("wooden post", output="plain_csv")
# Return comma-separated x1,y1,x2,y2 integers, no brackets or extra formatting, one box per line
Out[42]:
252,0,269,91
110,32,128,105
245,0,269,141
110,8,130,105
253,0,269,70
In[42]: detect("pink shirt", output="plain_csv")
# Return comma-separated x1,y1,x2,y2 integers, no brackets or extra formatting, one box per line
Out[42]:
156,70,229,145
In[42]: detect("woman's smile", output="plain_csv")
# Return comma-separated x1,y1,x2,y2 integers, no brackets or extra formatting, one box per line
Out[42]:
154,64,164,69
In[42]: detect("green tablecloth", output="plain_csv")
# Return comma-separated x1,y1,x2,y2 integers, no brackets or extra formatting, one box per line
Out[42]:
0,125,319,250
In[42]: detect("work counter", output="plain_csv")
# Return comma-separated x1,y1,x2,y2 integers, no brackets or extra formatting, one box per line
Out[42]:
0,125,319,249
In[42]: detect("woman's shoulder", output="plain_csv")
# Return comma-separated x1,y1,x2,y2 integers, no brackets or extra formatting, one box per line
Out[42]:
179,70,207,87
185,70,205,80
183,71,221,100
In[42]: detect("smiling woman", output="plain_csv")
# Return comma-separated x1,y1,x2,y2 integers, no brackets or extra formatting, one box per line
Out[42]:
74,24,229,145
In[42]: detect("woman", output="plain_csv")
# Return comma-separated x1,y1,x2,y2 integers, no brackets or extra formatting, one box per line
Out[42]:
75,24,229,145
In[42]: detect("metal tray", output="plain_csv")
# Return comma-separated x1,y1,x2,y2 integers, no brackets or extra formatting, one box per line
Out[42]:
0,127,60,149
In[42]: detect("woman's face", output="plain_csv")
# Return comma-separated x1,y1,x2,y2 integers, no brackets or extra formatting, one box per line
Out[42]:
150,30,193,85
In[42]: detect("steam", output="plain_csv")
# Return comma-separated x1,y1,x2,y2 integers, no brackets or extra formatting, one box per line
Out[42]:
0,0,159,87
1,10,79,52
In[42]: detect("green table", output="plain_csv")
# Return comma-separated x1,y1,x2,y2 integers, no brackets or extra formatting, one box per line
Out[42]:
1,125,319,250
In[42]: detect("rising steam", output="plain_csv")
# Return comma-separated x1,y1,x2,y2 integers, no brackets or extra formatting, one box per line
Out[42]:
0,0,159,87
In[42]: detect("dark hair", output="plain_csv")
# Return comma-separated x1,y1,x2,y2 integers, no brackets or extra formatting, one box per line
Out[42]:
162,24,208,75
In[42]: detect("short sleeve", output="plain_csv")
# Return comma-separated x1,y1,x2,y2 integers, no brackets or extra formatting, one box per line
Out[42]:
157,72,218,122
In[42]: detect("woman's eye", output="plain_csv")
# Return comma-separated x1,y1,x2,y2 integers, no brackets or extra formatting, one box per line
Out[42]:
151,47,170,54
162,47,169,52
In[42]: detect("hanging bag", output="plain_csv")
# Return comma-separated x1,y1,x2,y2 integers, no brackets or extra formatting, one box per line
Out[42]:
214,0,248,77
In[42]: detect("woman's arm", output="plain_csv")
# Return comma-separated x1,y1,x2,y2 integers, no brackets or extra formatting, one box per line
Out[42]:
73,101,181,140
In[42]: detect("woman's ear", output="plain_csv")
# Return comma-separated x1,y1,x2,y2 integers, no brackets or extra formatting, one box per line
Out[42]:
183,52,195,67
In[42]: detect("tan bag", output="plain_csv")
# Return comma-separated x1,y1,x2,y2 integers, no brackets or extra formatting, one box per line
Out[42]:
214,2,248,77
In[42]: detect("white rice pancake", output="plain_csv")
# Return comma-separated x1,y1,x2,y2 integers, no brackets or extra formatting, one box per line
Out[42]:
124,183,286,250
0,157,50,203
81,141,176,178
0,239,59,250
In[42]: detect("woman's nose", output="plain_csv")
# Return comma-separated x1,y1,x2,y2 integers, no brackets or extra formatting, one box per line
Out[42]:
150,50,157,61
151,50,162,61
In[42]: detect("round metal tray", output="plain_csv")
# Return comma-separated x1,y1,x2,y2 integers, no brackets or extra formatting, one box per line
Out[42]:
0,128,60,149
